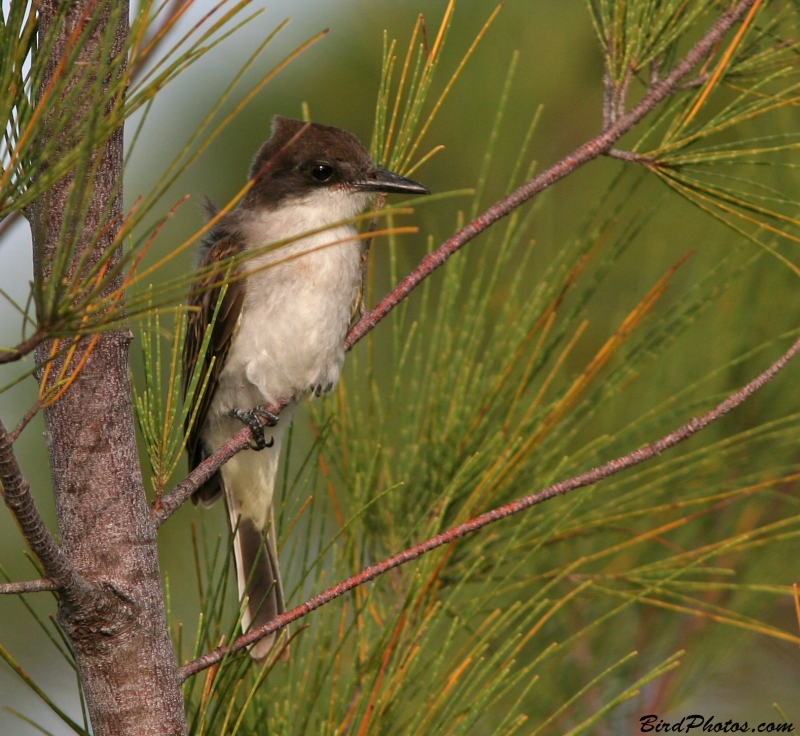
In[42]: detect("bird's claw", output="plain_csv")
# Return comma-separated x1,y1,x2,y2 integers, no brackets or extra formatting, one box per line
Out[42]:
313,381,334,397
230,407,279,450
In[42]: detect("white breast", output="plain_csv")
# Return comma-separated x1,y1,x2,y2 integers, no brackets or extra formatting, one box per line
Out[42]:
209,189,368,417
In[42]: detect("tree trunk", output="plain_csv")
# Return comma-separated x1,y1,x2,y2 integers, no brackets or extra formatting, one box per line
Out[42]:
30,2,187,734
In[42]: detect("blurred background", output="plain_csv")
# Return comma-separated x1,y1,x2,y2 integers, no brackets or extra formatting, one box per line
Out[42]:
1,0,799,733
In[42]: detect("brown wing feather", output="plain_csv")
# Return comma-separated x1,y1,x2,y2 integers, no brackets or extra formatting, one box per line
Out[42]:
183,231,246,505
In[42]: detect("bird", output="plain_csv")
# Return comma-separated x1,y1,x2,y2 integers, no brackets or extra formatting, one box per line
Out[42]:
182,116,430,661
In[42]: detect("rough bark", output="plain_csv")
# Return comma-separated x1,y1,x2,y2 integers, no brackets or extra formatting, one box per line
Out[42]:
30,2,187,734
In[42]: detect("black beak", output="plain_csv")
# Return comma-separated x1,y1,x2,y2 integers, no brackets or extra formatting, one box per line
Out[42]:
355,168,431,196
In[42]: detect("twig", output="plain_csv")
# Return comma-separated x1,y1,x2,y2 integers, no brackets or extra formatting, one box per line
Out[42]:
603,67,614,131
152,396,290,525
179,331,800,680
0,210,23,243
606,149,661,166
9,402,41,443
0,418,85,602
155,0,759,526
650,58,661,87
0,330,45,365
0,578,58,595
615,65,635,122
675,72,711,92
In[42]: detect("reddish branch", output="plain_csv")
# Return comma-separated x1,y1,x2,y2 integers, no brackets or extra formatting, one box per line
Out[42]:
179,331,800,679
152,396,289,524
155,0,759,526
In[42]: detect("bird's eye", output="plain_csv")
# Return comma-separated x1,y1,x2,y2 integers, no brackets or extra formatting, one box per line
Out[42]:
310,164,334,182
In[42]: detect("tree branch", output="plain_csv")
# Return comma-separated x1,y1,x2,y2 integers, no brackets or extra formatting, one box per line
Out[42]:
675,72,711,92
155,0,759,526
0,418,81,598
9,401,42,443
650,57,661,87
0,210,22,242
180,331,800,680
152,396,289,525
0,330,46,365
603,66,614,131
614,65,635,124
0,578,58,595
606,148,661,166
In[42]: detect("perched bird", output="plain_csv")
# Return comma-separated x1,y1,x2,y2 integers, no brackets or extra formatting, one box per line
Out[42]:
182,116,429,660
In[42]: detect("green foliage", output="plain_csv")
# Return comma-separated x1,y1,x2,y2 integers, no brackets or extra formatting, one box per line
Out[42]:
172,3,800,734
626,0,800,272
3,0,800,734
586,0,717,84
133,290,222,499
0,0,328,379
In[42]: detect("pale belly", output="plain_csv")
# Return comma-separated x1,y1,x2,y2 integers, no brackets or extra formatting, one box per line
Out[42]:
208,228,362,418
197,202,365,527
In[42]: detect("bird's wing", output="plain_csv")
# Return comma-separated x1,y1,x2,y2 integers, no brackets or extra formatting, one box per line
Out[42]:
182,231,246,504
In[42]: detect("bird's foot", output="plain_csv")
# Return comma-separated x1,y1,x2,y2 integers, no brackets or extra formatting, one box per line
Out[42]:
312,381,334,397
229,407,279,450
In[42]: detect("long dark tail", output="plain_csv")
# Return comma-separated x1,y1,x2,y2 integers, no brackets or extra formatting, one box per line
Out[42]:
232,508,286,661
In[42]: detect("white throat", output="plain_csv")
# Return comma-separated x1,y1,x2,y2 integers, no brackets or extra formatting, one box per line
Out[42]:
242,188,373,257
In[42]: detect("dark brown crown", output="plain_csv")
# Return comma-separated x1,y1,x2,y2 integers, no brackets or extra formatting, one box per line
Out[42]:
242,116,375,209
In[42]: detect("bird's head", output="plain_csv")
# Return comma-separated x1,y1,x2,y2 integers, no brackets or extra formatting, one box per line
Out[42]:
243,116,430,217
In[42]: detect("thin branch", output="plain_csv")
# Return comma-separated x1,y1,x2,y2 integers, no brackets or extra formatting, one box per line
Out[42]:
152,396,290,525
606,149,660,166
155,0,759,526
0,418,84,601
0,578,58,595
179,331,800,680
675,72,711,92
0,210,23,243
650,57,661,87
0,330,45,365
615,64,635,122
9,402,41,443
603,67,614,131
